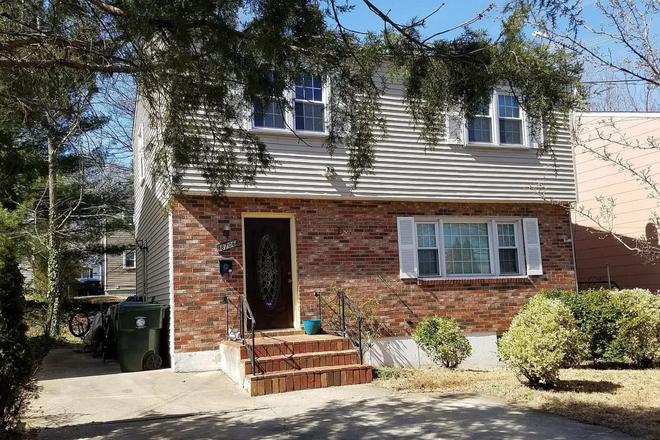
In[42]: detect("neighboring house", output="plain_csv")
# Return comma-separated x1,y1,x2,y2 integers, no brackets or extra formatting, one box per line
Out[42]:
573,112,660,292
78,230,136,296
102,230,137,296
134,80,576,375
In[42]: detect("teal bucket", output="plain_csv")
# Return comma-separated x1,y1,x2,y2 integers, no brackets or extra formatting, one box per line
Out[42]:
302,319,321,335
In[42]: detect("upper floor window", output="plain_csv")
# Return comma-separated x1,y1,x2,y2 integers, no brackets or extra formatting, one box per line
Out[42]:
294,76,324,132
123,250,136,269
252,75,326,134
466,92,532,147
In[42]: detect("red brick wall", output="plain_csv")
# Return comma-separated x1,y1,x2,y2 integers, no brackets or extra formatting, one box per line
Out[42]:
172,196,575,353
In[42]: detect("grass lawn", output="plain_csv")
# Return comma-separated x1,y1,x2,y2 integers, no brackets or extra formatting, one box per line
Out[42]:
374,366,660,440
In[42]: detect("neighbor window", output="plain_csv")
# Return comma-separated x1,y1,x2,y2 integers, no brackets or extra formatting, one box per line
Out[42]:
414,219,523,277
467,92,530,147
252,75,326,133
123,250,136,269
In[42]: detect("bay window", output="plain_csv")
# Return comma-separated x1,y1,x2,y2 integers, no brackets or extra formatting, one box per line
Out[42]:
397,217,541,279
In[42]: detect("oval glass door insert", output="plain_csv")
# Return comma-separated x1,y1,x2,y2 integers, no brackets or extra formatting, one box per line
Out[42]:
257,234,280,309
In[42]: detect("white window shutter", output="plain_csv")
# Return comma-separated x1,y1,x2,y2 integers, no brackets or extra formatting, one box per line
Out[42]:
522,218,543,275
397,217,418,279
446,113,466,145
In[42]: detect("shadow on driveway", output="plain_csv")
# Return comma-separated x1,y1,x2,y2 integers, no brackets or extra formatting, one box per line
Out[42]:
38,391,638,440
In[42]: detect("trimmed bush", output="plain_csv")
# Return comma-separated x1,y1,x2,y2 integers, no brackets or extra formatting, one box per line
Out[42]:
498,295,580,388
611,289,660,367
544,289,625,363
413,316,471,369
546,288,660,367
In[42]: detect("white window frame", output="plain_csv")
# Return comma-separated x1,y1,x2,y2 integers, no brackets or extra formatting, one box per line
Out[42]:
493,220,524,276
123,250,136,269
465,91,531,148
412,217,525,279
250,75,329,136
416,222,441,277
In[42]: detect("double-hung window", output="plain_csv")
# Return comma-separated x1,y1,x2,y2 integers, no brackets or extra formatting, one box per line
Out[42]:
466,92,535,147
467,103,492,144
123,250,136,269
294,76,325,132
252,75,326,133
253,101,285,129
397,217,541,279
416,223,440,276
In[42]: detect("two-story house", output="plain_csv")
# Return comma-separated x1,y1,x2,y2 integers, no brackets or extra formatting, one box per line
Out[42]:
134,77,576,392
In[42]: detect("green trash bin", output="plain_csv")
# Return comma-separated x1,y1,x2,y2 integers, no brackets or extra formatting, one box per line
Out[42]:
116,303,166,372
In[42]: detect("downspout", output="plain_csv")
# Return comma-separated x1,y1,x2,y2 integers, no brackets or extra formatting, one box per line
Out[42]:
569,209,579,293
570,106,580,293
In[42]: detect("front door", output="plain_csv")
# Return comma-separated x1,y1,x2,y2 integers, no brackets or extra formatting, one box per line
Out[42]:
244,217,293,330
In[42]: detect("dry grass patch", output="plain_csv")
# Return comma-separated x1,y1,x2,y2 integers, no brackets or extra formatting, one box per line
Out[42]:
374,367,660,440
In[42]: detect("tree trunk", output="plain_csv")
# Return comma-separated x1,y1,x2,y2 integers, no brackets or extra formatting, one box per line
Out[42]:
45,135,61,337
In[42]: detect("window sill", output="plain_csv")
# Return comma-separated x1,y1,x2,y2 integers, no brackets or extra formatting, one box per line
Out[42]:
464,143,533,151
249,127,328,139
416,276,533,286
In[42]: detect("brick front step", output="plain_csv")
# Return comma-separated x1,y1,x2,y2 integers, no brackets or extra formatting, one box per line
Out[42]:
255,329,305,338
243,350,358,375
223,334,352,360
247,364,373,396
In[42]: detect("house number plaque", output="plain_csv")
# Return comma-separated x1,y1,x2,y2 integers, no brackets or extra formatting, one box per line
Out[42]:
218,239,239,252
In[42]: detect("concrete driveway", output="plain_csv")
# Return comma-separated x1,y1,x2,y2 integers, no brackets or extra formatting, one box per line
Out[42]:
28,348,638,440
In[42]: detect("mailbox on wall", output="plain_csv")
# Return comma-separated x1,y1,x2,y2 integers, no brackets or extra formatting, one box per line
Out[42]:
219,258,233,274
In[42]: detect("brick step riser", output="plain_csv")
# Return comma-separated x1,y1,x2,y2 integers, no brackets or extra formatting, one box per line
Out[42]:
248,366,373,396
255,330,306,338
239,340,352,360
244,352,359,375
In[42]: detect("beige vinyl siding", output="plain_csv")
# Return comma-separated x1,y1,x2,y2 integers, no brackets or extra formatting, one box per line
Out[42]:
104,230,136,295
573,112,660,291
179,85,576,202
133,98,171,305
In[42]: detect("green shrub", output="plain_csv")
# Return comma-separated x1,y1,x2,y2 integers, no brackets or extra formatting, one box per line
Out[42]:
544,289,626,362
374,367,401,379
413,316,471,369
498,295,580,388
0,253,35,432
610,289,660,367
546,288,660,367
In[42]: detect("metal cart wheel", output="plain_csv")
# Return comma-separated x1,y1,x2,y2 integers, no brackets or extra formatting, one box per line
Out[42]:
144,353,163,370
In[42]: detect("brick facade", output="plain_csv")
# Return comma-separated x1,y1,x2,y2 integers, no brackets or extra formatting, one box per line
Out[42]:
172,196,575,353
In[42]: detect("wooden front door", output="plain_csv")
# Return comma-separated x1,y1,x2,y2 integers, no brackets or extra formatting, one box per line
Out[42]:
244,217,294,330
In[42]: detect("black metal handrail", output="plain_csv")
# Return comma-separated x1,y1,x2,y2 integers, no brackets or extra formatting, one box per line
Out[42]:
224,294,257,375
314,290,363,364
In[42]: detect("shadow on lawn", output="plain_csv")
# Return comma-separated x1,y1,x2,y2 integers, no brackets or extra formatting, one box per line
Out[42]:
553,379,622,394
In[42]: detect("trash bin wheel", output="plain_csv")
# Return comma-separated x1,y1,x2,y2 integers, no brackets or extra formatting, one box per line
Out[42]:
144,353,162,370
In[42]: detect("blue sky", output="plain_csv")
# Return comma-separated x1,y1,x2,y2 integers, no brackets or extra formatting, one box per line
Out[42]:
338,1,504,40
